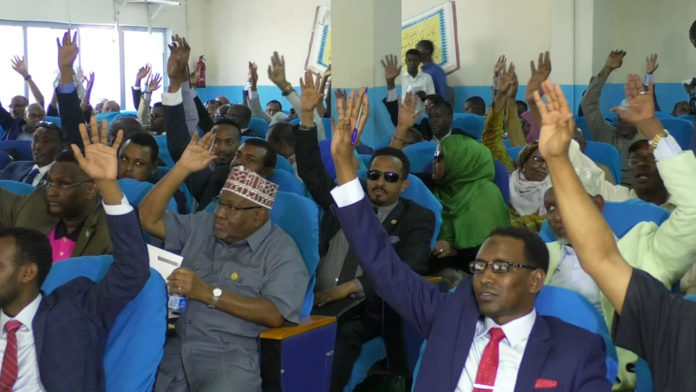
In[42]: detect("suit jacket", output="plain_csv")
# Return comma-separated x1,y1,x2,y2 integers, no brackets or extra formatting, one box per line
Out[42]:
34,209,150,391
0,161,45,183
383,97,434,141
56,86,87,150
295,125,434,300
545,150,696,390
0,187,112,256
334,196,610,392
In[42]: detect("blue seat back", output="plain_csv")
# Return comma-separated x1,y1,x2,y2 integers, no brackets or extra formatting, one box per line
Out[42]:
493,160,510,205
574,116,592,141
117,179,177,211
0,179,35,195
275,154,295,174
584,141,622,184
535,285,618,383
661,118,694,150
321,117,333,140
44,116,62,127
204,191,320,318
154,135,174,168
154,167,194,213
0,140,32,161
41,255,166,392
506,145,524,162
540,198,670,242
269,169,306,196
318,139,337,179
249,117,269,138
0,150,12,170
96,111,138,132
452,113,486,140
403,141,437,173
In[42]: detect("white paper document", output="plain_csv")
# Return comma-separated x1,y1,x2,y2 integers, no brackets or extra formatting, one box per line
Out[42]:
147,244,183,280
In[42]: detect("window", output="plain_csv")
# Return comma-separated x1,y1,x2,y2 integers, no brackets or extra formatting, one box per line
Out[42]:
0,21,168,112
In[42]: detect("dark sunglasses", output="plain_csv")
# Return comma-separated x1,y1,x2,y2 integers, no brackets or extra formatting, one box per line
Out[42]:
366,169,400,183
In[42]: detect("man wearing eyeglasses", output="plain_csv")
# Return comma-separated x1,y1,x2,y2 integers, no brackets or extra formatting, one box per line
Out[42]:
293,75,435,391
326,87,609,392
0,123,64,186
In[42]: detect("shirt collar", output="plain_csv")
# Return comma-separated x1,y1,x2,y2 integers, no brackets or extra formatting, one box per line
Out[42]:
237,218,272,252
38,162,54,172
371,200,398,222
479,309,536,348
54,219,84,241
432,129,452,142
1,294,41,334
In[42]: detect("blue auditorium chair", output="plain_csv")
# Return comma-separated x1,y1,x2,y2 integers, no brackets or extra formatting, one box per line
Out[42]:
154,134,175,168
249,117,270,138
42,255,167,392
43,116,62,127
117,179,177,211
403,141,437,173
452,112,486,140
269,168,307,196
0,179,35,195
584,141,622,184
493,160,510,204
506,145,524,162
660,118,694,150
275,154,295,174
0,140,32,161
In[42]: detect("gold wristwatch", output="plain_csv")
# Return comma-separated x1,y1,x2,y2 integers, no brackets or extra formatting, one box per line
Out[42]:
648,129,669,152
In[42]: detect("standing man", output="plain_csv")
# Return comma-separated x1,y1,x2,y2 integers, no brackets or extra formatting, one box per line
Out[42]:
416,40,449,102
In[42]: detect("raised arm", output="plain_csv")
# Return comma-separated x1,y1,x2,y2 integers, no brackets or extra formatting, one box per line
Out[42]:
388,91,423,150
503,64,526,147
80,72,95,116
580,50,625,143
162,35,193,162
246,61,272,123
535,79,632,314
523,51,551,142
382,54,403,127
132,64,150,109
316,65,331,117
482,61,516,170
56,30,87,149
71,116,150,326
11,56,44,108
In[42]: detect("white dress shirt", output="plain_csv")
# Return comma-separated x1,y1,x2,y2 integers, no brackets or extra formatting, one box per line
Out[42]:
400,71,435,101
549,245,602,312
0,295,46,392
456,310,537,392
25,163,53,187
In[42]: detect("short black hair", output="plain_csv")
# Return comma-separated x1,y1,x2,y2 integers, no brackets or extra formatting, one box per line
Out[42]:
430,100,453,116
212,118,242,140
152,102,163,109
369,147,410,178
465,96,486,115
36,122,64,143
516,100,528,113
628,139,649,154
122,133,159,164
267,100,282,110
488,226,549,273
243,138,277,169
55,149,78,164
0,227,53,286
266,123,295,148
110,117,145,140
405,48,421,58
416,40,434,53
424,94,444,104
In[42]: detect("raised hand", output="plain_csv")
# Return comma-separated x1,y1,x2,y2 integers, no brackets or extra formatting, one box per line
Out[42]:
299,70,325,114
611,74,655,124
57,30,79,71
86,72,95,91
248,61,258,89
604,50,626,71
645,53,658,74
176,132,217,173
268,51,289,87
11,56,29,78
534,80,574,160
331,88,368,177
381,54,402,85
526,51,551,102
397,91,424,129
167,35,190,85
135,64,151,85
497,62,516,97
146,73,162,93
494,55,507,76
71,116,122,182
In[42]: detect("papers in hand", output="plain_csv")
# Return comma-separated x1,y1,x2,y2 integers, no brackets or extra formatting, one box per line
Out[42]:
147,244,183,280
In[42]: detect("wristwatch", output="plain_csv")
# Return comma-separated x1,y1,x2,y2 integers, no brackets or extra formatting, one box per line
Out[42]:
648,129,669,152
209,287,222,309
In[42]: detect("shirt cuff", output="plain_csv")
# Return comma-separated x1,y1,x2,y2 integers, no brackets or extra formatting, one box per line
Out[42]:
133,86,141,91
353,278,365,297
330,177,364,207
386,89,398,102
57,83,76,94
161,88,183,106
102,195,133,215
248,89,259,100
653,134,682,162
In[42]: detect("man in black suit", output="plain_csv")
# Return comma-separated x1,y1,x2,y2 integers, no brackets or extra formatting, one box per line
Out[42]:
294,73,435,392
0,115,150,391
0,123,64,185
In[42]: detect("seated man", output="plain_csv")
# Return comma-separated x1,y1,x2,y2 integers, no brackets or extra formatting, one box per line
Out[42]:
327,87,610,391
0,97,44,142
245,62,289,125
464,96,486,116
266,122,297,174
540,74,696,390
226,104,253,136
139,143,307,392
0,122,64,185
534,75,696,390
0,119,150,391
295,76,435,391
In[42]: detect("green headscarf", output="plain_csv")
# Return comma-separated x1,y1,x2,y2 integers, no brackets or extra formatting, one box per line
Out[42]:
434,135,510,249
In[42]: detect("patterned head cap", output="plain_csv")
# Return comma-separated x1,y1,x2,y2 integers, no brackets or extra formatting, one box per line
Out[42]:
222,166,278,209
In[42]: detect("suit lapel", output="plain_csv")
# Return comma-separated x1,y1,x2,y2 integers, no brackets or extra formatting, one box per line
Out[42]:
449,286,481,388
381,199,405,234
32,295,50,363
515,314,552,392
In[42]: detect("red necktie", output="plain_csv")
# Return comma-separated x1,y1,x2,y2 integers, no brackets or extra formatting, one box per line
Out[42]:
473,327,506,392
0,320,22,392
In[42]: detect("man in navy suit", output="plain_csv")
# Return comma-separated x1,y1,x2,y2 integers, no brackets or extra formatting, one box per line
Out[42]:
326,88,610,391
0,118,150,391
0,123,64,185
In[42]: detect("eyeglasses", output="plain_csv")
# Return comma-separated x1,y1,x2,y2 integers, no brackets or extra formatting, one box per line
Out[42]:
468,259,538,274
529,156,546,166
214,196,263,213
38,179,93,191
433,150,444,162
366,169,400,183
628,155,656,167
